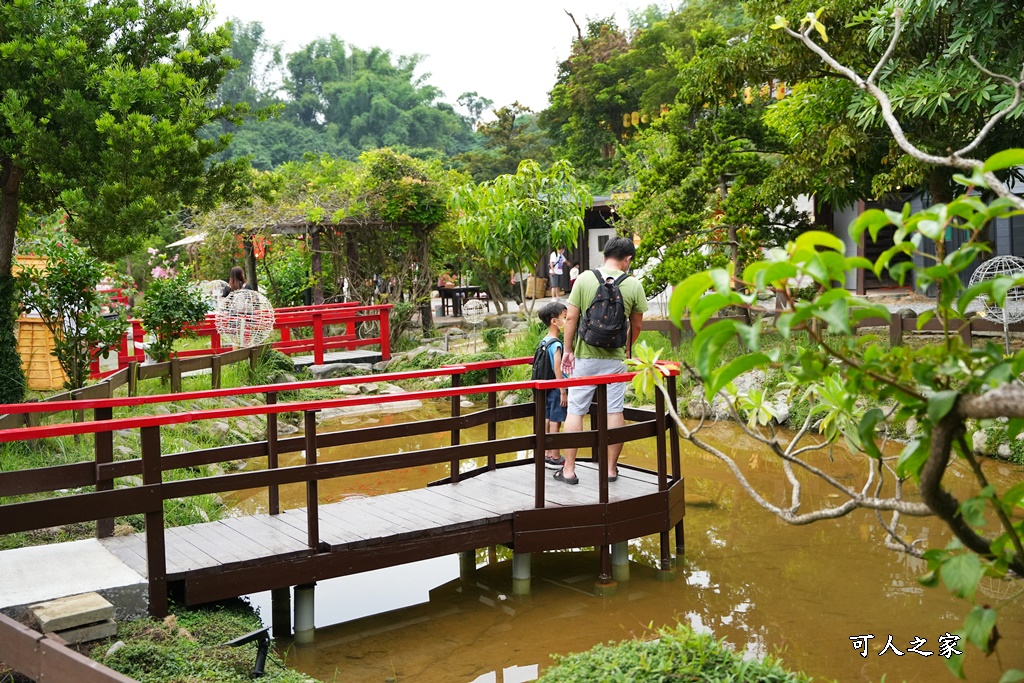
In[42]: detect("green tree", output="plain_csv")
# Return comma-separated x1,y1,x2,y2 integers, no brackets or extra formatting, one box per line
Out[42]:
739,0,1024,205
450,160,590,313
457,102,553,183
137,269,209,365
282,37,474,159
629,9,1024,677
0,0,252,401
17,229,126,391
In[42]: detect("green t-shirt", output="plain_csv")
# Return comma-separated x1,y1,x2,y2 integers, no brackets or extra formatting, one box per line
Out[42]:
568,267,647,360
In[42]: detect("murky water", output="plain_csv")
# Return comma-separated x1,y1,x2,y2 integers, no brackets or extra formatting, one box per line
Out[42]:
227,402,1024,682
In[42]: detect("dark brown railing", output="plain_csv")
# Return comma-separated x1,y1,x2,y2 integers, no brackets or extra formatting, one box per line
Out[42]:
0,358,682,618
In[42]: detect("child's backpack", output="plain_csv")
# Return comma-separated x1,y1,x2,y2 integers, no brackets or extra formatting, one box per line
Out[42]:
532,337,558,380
578,269,630,348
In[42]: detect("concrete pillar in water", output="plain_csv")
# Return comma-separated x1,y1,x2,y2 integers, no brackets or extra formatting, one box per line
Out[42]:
271,587,291,638
611,541,630,582
293,583,316,644
459,550,477,580
511,552,531,595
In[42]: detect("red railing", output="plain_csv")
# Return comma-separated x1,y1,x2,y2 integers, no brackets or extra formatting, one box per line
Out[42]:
92,302,391,378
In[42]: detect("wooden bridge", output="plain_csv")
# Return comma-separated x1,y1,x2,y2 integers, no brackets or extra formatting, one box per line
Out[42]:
0,358,684,624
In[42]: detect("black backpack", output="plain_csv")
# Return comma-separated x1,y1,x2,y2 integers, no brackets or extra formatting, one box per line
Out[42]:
532,337,558,380
579,269,630,348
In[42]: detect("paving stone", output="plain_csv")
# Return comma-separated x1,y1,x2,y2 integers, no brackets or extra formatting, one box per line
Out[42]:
31,592,114,633
55,618,118,644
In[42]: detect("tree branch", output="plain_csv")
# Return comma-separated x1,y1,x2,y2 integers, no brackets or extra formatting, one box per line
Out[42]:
782,14,1024,211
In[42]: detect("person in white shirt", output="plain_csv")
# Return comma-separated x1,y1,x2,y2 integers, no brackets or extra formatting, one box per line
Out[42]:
549,247,566,298
568,262,580,292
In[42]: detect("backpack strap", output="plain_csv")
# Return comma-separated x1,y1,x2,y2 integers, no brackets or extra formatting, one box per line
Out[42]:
593,269,629,285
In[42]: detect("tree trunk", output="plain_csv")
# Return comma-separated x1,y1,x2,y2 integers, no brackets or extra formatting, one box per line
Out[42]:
0,161,26,402
242,234,258,291
418,231,433,334
480,272,507,315
0,161,21,278
310,228,323,305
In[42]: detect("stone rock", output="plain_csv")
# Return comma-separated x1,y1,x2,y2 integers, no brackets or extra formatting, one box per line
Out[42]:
772,401,790,426
31,592,114,633
972,429,990,455
338,385,361,395
272,372,298,385
904,417,919,437
152,405,171,415
210,421,230,437
731,370,765,396
377,382,406,394
460,399,474,408
104,641,126,658
309,363,374,379
317,398,424,421
899,307,919,319
998,442,1012,459
228,429,250,443
503,394,520,406
372,360,392,372
446,328,467,337
115,445,135,458
55,619,117,644
359,383,379,394
501,316,519,330
277,423,299,436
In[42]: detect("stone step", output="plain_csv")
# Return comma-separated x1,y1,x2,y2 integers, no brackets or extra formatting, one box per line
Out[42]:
30,592,114,633
54,618,118,644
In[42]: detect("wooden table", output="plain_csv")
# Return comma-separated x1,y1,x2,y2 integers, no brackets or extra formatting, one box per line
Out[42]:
440,286,485,317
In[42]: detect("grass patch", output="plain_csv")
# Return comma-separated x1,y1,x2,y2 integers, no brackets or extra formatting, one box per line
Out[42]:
89,599,318,683
538,623,812,682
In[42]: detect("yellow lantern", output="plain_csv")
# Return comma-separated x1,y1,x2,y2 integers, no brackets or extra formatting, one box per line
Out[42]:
743,86,753,104
622,113,632,128
631,111,640,126
776,82,787,100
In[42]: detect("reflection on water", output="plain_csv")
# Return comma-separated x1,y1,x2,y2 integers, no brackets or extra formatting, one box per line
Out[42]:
231,402,1024,683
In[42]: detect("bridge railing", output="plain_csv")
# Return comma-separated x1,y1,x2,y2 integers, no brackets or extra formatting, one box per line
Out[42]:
91,302,391,379
0,358,680,616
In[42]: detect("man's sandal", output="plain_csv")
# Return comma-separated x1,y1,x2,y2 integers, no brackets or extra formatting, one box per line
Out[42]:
553,469,579,485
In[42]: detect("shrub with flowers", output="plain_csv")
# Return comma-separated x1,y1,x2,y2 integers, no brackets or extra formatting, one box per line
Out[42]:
137,249,208,363
17,229,128,391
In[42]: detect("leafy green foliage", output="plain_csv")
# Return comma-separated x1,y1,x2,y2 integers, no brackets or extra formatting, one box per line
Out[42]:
482,327,508,352
538,623,811,682
209,27,476,168
136,272,209,364
93,600,316,683
17,230,127,390
0,0,253,263
451,160,590,312
630,149,1024,679
0,274,23,403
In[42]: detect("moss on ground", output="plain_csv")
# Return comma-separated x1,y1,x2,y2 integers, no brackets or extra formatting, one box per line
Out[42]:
87,600,318,683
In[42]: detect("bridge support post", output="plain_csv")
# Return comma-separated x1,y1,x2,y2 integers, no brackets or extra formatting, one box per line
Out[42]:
511,552,531,595
459,551,477,581
294,583,316,645
611,541,629,582
271,588,291,638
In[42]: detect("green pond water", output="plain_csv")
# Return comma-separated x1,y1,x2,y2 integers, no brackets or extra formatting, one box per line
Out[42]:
225,401,1024,683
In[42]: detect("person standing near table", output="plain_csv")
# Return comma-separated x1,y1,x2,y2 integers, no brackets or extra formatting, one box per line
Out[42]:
553,236,646,485
549,246,567,298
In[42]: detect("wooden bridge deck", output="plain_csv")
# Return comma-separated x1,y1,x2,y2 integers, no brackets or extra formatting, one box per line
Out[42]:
99,462,675,605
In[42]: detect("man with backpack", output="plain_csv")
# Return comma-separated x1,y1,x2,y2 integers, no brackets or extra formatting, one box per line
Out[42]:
553,236,647,485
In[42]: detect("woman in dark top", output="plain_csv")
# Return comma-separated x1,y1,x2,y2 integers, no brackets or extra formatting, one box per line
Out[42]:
222,266,255,297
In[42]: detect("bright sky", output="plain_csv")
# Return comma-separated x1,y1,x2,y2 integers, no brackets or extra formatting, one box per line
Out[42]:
208,0,655,114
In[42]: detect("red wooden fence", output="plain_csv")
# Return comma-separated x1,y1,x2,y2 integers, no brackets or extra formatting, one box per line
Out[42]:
92,302,391,379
